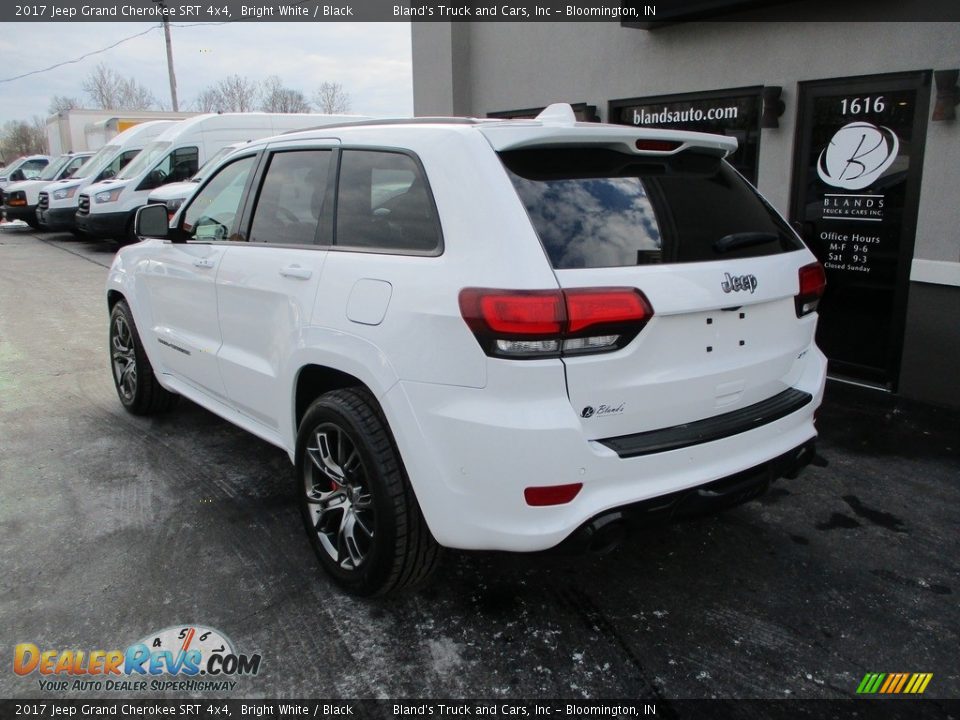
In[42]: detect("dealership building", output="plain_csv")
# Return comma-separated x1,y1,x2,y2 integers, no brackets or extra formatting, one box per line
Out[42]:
411,11,960,408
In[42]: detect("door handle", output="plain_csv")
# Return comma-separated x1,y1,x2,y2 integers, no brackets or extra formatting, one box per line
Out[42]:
279,265,313,280
193,258,216,269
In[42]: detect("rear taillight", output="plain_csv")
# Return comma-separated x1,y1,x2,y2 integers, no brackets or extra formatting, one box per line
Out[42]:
459,287,653,359
796,262,826,317
524,483,583,506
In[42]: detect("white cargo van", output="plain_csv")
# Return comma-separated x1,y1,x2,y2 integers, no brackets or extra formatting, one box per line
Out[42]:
37,121,177,233
78,113,359,242
2,152,93,228
0,155,51,207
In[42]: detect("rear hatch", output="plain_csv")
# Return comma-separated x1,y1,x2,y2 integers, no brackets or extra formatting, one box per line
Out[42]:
496,141,818,440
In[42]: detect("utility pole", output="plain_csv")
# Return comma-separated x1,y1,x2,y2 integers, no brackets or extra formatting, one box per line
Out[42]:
154,2,179,111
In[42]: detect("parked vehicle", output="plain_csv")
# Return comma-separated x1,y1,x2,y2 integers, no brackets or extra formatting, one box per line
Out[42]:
106,105,827,596
80,113,359,243
0,155,50,208
2,152,93,228
37,121,178,234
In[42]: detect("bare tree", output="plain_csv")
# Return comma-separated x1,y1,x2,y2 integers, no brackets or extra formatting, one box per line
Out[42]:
313,82,351,114
193,74,260,113
0,118,48,161
81,63,157,111
193,87,223,113
216,74,259,112
48,95,80,114
260,76,311,113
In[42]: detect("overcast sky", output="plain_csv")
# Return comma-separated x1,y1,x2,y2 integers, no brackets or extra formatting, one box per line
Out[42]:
0,21,413,127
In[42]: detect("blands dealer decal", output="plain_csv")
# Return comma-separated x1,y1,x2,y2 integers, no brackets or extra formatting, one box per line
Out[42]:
817,120,899,191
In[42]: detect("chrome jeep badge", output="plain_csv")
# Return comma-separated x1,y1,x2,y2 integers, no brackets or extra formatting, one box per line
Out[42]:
721,272,758,294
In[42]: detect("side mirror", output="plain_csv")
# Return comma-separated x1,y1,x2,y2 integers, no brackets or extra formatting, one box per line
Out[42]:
98,168,115,182
135,204,170,239
10,169,24,181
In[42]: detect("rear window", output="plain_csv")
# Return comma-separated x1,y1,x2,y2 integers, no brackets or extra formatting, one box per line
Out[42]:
500,147,803,269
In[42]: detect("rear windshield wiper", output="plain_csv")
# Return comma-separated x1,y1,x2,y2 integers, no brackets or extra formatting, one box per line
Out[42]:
714,232,780,253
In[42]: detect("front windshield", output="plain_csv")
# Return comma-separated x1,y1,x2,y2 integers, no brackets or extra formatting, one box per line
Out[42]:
117,140,171,180
72,144,119,181
38,155,73,181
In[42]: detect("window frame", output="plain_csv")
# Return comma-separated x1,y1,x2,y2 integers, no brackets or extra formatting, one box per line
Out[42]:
61,155,89,180
237,147,339,248
173,142,445,256
137,145,201,192
329,145,445,258
500,148,802,270
175,150,264,244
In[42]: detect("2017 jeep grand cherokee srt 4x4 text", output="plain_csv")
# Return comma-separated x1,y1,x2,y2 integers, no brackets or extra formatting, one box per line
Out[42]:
106,105,827,596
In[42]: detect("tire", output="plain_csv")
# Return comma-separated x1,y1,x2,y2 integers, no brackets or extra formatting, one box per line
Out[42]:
296,388,440,596
109,300,179,415
116,215,138,246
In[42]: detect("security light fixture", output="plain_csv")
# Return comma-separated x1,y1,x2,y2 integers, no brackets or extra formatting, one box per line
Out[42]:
761,86,785,129
932,70,959,122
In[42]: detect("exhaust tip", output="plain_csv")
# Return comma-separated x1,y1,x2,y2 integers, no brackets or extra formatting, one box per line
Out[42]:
582,512,628,554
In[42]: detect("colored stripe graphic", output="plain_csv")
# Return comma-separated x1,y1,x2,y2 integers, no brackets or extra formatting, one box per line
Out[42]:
857,672,932,694
892,673,909,693
879,674,896,693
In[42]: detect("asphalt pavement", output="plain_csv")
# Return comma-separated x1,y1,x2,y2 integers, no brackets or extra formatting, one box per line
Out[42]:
1,224,957,702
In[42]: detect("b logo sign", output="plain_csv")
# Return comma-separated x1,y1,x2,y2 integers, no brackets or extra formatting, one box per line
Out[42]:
817,122,899,191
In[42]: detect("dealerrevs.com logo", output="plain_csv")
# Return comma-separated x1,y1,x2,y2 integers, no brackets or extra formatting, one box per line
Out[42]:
13,625,261,693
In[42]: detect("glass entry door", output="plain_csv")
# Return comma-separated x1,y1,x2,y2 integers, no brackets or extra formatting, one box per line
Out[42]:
790,71,931,389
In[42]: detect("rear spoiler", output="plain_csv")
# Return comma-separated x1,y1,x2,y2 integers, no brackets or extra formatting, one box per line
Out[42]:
478,103,737,158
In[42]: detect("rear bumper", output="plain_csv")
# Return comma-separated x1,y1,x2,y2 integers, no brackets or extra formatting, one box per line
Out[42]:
75,210,129,239
37,206,78,231
383,346,827,552
559,440,818,552
599,388,812,458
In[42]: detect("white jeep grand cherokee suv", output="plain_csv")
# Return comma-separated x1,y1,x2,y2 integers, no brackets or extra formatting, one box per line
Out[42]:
106,105,827,596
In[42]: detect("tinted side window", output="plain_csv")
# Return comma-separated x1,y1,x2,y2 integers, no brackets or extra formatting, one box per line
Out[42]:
335,150,440,253
248,150,331,246
141,146,199,190
96,150,138,182
62,156,87,179
183,155,257,242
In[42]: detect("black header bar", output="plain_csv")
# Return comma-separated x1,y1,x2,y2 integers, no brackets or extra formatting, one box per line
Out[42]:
0,699,956,719
3,0,959,22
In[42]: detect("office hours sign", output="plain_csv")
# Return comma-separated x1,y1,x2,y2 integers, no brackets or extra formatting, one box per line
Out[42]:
791,72,930,388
